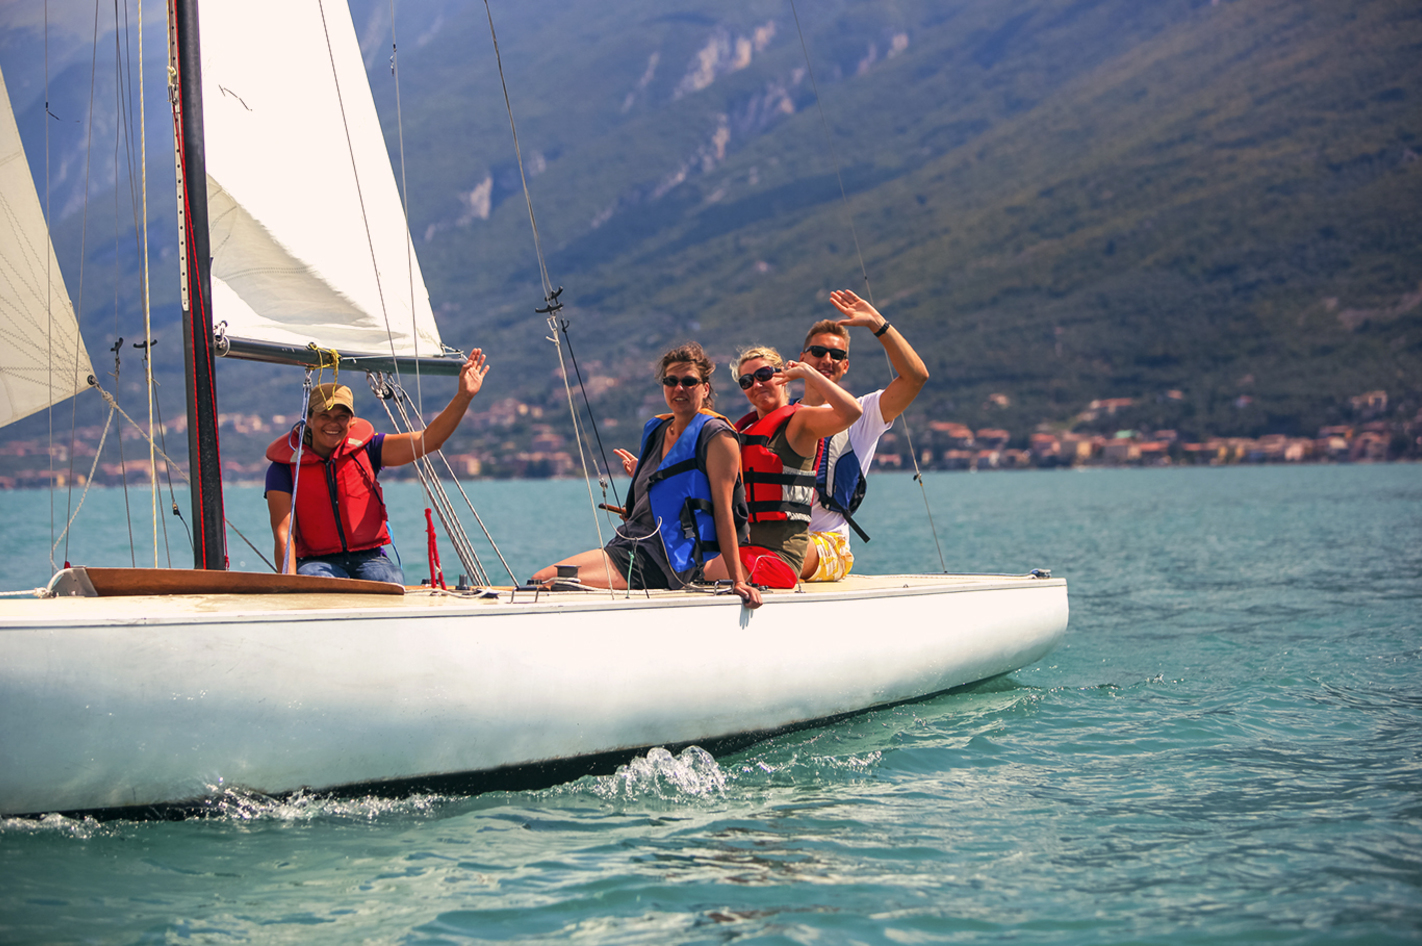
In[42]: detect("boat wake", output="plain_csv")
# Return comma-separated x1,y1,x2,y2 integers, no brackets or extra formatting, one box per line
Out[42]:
189,786,455,823
0,812,111,838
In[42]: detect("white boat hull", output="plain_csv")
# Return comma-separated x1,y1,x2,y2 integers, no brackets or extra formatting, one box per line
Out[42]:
0,573,1066,816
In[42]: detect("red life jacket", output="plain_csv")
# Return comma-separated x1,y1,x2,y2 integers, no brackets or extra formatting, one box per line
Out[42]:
265,418,391,558
734,404,816,524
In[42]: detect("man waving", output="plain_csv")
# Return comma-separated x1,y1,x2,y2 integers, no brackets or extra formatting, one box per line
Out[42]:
796,290,929,581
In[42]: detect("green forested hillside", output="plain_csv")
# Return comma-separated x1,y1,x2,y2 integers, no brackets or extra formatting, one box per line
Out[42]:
3,0,1418,450
364,0,1420,441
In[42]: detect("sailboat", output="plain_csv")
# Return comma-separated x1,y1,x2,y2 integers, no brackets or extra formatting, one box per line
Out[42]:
0,0,1067,818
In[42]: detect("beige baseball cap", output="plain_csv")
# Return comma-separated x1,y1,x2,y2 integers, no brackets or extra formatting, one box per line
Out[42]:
308,382,354,416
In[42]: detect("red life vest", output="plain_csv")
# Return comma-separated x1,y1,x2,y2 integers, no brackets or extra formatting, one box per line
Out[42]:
734,404,816,524
265,418,391,558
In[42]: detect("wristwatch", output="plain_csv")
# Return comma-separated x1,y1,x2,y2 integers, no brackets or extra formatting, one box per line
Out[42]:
873,321,891,337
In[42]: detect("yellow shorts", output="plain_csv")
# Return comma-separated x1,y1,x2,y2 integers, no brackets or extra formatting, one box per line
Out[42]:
805,531,855,582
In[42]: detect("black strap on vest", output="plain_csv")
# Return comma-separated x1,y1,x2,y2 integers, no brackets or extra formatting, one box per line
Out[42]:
645,456,698,488
841,509,871,543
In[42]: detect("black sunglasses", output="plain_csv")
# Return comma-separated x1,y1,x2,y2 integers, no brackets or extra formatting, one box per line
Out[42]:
661,375,704,389
804,344,848,362
737,365,781,389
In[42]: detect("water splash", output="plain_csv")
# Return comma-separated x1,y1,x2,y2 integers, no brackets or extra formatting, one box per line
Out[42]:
588,746,727,801
0,812,111,838
190,786,451,823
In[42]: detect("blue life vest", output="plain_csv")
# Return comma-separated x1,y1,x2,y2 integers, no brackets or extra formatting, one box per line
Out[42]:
628,413,747,583
814,430,871,542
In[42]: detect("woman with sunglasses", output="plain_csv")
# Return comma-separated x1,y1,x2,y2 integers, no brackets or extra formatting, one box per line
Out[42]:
532,343,763,609
730,346,862,586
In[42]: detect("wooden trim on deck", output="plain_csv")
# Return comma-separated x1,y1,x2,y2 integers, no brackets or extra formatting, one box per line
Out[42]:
49,567,405,597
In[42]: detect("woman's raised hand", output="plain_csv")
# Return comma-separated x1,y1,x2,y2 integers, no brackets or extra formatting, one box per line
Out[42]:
613,448,638,476
778,360,814,383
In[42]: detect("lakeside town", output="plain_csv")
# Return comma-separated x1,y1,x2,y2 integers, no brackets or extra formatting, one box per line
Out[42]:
1,388,1415,490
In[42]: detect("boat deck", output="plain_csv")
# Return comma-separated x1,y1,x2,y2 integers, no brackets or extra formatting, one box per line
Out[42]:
1,571,1060,623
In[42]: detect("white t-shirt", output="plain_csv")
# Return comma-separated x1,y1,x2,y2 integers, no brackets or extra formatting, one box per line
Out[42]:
807,389,890,538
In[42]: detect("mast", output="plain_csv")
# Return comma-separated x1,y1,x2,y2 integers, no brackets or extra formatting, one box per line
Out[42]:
168,0,226,570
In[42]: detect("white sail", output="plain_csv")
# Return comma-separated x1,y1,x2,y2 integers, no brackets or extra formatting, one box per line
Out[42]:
199,0,443,357
0,64,96,428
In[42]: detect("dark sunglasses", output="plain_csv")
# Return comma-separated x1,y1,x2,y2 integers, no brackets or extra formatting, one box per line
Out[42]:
804,344,848,362
661,375,704,389
737,365,781,389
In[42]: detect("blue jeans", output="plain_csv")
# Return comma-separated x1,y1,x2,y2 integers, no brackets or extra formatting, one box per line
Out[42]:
297,547,405,584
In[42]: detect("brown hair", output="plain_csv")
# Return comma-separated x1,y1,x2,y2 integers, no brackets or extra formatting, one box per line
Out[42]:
656,342,716,407
802,319,849,352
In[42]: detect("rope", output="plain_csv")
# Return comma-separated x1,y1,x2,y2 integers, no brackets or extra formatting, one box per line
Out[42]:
307,342,341,390
787,0,948,572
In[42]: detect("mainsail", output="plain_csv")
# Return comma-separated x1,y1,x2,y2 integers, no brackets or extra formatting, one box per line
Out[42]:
0,64,96,429
199,0,444,360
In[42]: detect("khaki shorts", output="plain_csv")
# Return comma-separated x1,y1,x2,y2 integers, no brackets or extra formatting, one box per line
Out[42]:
805,531,855,582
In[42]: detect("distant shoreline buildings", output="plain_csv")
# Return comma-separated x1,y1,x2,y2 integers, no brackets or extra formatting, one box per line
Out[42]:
0,391,1416,489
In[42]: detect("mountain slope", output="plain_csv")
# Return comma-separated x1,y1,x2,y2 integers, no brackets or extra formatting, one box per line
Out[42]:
2,0,1417,447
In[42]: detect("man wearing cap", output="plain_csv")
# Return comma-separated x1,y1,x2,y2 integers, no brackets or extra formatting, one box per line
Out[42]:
796,289,928,582
264,349,490,583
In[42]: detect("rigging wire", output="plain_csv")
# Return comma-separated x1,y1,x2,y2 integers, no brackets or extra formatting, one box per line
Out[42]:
149,371,186,565
280,371,312,575
45,0,55,571
116,0,173,566
319,0,496,577
556,318,623,510
49,405,117,558
786,0,948,573
110,340,137,564
88,378,271,571
136,0,158,566
110,18,136,567
314,0,406,408
389,381,515,585
62,0,106,569
480,0,615,591
386,0,423,419
372,374,498,587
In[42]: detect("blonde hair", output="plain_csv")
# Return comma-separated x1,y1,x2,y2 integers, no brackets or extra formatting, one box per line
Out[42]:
802,319,849,352
732,345,784,378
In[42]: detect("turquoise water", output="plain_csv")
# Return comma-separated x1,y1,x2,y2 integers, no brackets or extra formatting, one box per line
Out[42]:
1,465,1420,944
